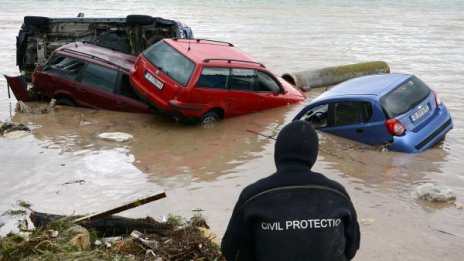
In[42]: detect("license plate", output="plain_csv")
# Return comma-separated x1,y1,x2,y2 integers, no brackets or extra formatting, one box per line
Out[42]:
410,104,429,122
144,71,164,90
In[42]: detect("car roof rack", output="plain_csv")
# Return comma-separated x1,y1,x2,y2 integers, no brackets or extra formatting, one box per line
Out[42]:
203,58,265,68
173,38,234,47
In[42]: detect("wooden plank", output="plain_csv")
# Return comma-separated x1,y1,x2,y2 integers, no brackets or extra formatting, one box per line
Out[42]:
74,191,166,223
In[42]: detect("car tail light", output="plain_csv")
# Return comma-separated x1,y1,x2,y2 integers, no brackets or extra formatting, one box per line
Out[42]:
386,118,405,136
433,90,442,106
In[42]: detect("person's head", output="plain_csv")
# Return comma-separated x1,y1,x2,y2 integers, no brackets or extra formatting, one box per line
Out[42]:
274,120,319,170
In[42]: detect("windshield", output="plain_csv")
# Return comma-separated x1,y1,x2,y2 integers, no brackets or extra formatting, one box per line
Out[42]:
143,41,195,86
381,76,431,118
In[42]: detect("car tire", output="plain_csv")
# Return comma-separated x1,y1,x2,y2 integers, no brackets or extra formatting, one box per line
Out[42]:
24,16,49,25
56,97,76,107
126,15,153,25
199,111,219,128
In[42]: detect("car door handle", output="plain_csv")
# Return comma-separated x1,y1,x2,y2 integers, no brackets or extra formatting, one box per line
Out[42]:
355,128,364,133
116,101,127,107
76,87,87,93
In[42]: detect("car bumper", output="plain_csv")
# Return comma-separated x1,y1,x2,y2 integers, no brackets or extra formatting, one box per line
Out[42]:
131,77,210,119
167,100,208,118
130,75,172,111
390,105,453,153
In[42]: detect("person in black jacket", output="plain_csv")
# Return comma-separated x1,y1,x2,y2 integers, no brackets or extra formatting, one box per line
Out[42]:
221,120,360,261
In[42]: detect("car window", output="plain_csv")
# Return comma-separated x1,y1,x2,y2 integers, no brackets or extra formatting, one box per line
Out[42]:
45,55,85,79
197,67,229,89
229,68,255,91
301,101,370,128
361,102,373,122
301,104,329,128
80,63,117,93
118,73,141,100
257,71,281,93
332,101,364,126
143,41,195,86
381,76,431,118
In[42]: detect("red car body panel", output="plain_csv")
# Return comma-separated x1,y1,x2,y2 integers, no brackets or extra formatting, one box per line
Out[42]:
130,39,305,121
32,42,154,114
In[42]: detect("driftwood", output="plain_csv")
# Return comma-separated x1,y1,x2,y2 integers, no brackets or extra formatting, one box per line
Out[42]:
30,212,174,237
74,191,166,223
30,191,169,236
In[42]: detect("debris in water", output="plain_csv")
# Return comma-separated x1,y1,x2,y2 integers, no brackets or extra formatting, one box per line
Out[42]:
360,218,375,226
97,132,133,142
1,120,30,139
15,99,56,114
2,130,29,140
453,201,464,210
416,183,456,202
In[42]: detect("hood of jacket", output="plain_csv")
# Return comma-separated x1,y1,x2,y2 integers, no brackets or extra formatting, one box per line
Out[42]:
274,120,319,171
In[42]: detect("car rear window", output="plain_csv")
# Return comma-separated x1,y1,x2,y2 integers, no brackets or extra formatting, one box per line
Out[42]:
143,41,195,86
45,55,85,79
380,76,431,118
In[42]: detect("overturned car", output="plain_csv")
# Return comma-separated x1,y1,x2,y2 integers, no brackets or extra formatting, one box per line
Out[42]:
16,14,194,81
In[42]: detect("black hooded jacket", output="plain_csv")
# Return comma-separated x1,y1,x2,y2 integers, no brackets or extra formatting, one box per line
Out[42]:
221,121,360,261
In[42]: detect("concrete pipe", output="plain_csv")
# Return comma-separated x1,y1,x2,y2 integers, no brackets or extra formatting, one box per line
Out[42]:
281,61,390,91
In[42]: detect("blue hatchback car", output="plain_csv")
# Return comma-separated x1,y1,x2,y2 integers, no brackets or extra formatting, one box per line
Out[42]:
293,73,453,153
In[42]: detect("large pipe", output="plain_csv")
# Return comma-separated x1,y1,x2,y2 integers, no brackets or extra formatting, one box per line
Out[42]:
282,61,390,91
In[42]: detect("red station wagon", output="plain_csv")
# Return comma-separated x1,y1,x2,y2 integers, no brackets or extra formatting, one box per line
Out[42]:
32,42,154,114
129,38,306,125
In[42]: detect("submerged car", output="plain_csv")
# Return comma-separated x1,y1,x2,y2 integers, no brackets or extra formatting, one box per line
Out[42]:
32,41,153,114
17,14,194,81
293,73,453,153
129,38,306,125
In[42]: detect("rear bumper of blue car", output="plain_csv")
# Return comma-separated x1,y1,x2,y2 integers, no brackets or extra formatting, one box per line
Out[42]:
390,105,453,153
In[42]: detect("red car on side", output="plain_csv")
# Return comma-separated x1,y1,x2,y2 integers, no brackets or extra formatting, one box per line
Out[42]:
129,38,306,125
32,42,154,114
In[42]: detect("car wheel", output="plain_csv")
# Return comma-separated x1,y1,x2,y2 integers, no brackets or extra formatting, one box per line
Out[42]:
199,111,219,128
126,15,153,25
24,16,49,25
56,97,76,107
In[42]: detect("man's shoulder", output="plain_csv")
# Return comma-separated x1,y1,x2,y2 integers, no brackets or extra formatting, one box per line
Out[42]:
239,171,351,202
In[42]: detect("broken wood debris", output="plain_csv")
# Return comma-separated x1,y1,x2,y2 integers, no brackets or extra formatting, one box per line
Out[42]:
15,99,56,114
30,212,174,237
74,191,166,224
30,192,169,236
0,121,30,136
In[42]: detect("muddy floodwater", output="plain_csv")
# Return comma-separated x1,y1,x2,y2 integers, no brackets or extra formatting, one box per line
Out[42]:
1,1,464,260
